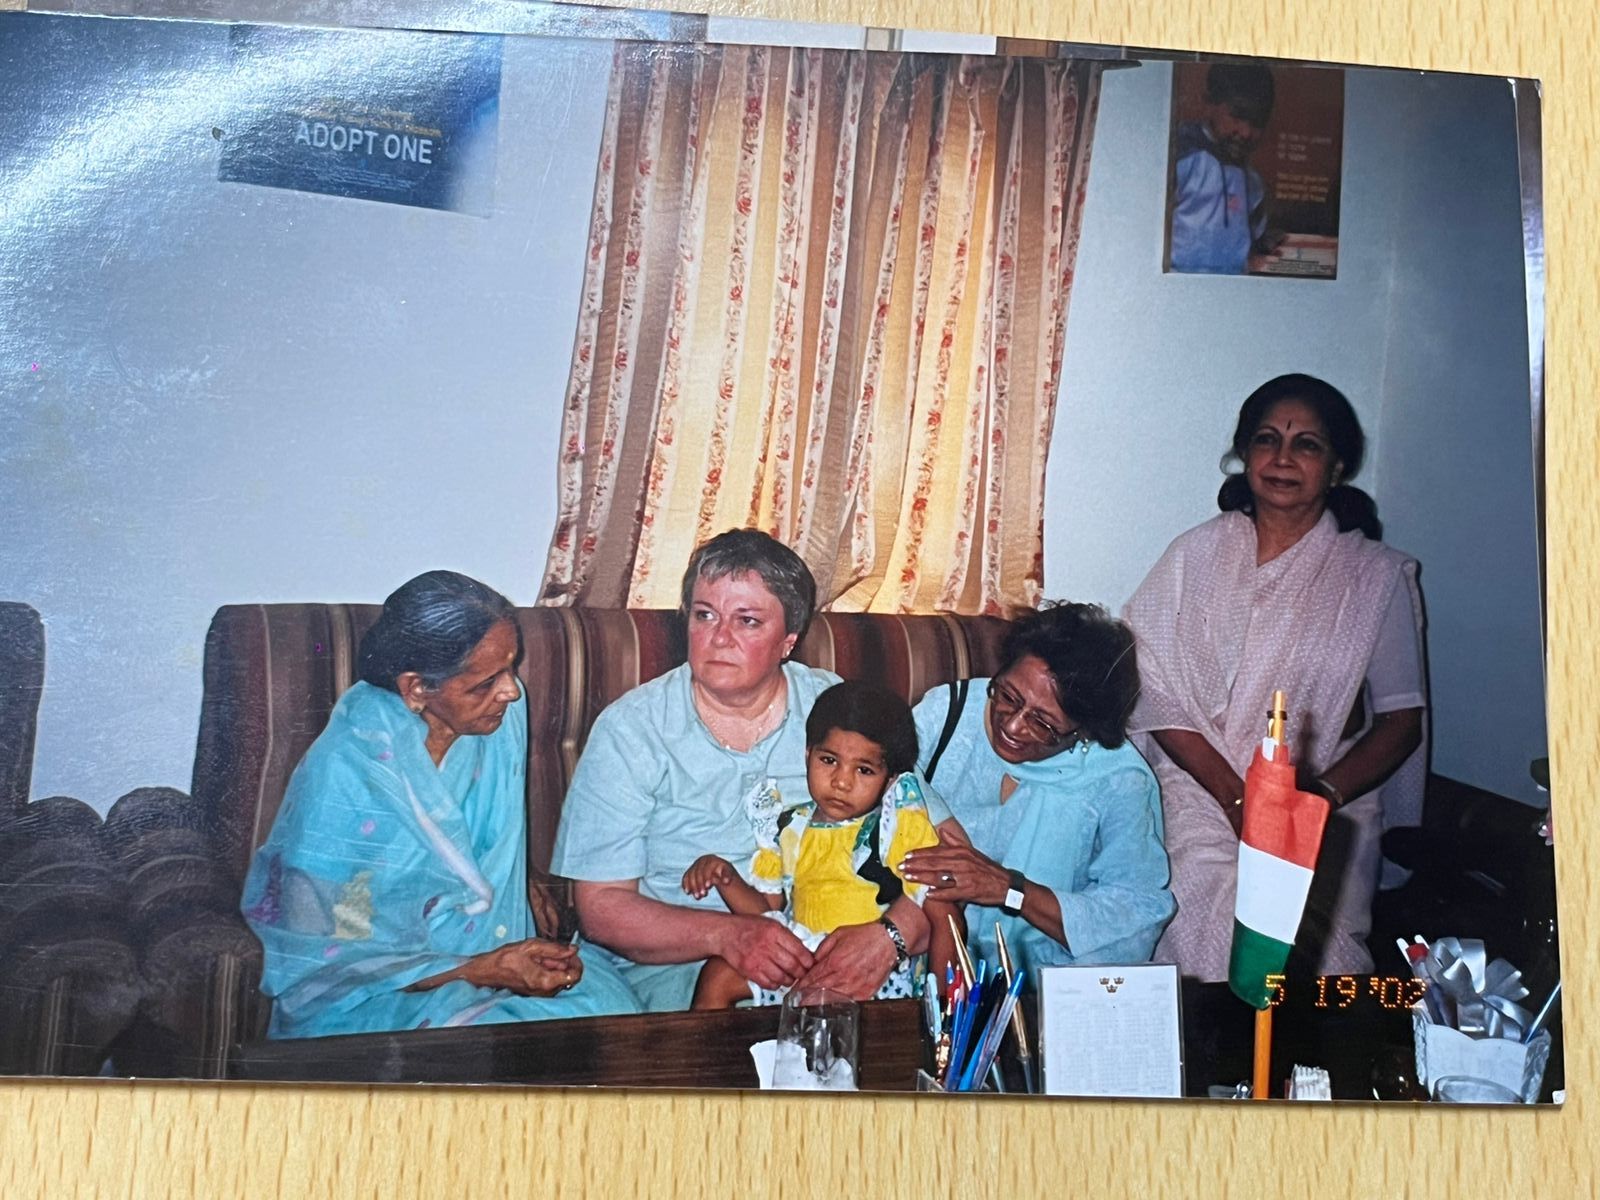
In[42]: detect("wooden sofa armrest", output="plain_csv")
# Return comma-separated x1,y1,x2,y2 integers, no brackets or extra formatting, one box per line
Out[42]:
528,868,579,942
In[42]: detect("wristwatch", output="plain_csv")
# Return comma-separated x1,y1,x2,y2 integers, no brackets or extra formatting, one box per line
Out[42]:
877,915,909,966
1002,869,1027,916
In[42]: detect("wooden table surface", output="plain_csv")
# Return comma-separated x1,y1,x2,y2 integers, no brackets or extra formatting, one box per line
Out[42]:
230,998,927,1091
224,981,1438,1102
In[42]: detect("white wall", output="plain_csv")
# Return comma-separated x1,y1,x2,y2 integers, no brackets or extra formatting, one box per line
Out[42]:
1365,72,1545,803
1048,63,1545,802
0,15,612,808
1051,62,1405,609
1,19,1544,808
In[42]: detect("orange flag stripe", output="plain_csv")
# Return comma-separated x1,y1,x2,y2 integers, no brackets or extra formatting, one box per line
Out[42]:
1240,749,1329,870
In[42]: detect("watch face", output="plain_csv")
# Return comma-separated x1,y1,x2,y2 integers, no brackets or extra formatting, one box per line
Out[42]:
1003,887,1025,914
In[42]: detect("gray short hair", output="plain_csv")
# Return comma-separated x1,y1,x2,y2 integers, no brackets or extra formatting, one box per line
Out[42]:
679,529,817,636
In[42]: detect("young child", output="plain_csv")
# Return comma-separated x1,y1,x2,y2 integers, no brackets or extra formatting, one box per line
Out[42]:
684,680,957,1008
1169,63,1283,274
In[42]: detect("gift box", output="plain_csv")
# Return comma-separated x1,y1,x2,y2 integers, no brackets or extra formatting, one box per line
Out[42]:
1408,936,1553,1103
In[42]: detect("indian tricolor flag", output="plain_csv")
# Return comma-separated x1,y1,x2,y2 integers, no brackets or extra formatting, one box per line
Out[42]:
1227,739,1331,1009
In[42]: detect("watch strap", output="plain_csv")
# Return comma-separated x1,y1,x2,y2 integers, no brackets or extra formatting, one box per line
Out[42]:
1002,869,1027,916
878,915,909,965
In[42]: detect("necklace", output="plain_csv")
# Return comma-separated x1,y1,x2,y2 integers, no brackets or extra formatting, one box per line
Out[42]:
694,679,786,751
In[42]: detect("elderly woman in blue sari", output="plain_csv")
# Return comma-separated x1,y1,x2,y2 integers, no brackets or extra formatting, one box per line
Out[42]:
901,603,1175,981
241,570,640,1038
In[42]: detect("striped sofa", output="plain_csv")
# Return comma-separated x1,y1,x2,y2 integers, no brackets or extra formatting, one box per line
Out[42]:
180,604,1011,1069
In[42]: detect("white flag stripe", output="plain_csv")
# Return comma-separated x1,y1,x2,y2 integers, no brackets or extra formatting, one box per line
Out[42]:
1235,841,1315,945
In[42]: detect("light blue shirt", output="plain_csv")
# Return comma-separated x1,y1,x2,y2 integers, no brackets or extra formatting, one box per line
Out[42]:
913,681,1176,982
553,661,836,899
551,661,954,1009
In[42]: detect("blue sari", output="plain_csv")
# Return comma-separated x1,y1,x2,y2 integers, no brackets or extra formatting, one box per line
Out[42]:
241,682,639,1037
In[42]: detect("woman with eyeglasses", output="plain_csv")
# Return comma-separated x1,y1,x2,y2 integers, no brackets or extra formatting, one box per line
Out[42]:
900,603,1175,981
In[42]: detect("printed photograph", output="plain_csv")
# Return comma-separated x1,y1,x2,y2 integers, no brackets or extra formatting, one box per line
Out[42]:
0,4,1553,1103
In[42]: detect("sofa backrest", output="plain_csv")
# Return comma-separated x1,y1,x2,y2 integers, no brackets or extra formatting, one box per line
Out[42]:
192,606,1011,886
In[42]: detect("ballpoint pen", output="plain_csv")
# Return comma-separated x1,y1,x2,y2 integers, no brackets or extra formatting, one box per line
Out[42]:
995,922,1035,1093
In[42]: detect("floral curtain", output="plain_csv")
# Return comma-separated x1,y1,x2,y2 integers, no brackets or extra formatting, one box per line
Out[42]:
540,44,1102,615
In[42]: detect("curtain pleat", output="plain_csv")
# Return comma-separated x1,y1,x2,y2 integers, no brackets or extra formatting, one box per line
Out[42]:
541,45,1102,616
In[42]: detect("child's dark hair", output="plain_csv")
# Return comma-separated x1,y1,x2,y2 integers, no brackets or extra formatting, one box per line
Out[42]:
1205,63,1276,123
805,681,919,777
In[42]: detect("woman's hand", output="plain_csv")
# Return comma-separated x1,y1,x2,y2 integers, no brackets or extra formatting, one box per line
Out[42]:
682,854,737,900
900,836,1011,907
461,938,584,998
795,921,900,1001
716,914,813,991
1149,729,1246,839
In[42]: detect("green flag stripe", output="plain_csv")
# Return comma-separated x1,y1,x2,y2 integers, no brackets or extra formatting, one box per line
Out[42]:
1228,919,1293,1009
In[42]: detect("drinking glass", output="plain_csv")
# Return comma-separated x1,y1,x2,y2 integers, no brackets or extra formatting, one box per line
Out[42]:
772,986,859,1090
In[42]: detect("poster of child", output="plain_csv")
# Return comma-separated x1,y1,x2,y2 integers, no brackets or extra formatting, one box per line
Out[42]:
1165,62,1345,278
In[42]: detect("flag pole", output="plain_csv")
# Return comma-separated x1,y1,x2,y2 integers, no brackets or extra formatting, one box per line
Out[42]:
1250,690,1288,1102
1253,1006,1273,1100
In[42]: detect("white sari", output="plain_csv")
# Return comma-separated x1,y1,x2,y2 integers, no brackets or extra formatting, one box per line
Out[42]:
1123,510,1426,980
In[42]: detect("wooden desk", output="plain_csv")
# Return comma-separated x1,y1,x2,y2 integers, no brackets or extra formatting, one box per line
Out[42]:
230,999,925,1091
226,981,1435,1100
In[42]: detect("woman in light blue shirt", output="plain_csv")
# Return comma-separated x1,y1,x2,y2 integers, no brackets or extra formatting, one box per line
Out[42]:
550,530,941,1011
901,603,1175,981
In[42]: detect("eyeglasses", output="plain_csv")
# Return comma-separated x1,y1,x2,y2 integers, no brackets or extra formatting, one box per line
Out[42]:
986,679,1078,747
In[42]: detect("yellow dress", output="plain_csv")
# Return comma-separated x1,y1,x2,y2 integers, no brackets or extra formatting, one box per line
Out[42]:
747,773,939,1002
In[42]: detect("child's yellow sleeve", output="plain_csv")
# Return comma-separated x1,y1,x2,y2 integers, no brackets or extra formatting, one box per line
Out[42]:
749,845,785,894
887,808,939,903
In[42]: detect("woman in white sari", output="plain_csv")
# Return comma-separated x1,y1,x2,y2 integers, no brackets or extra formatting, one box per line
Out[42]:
1123,374,1426,981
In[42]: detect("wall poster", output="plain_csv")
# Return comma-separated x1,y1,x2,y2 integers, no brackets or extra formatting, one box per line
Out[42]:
1166,62,1345,278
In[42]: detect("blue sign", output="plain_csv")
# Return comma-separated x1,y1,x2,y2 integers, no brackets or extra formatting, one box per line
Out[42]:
218,24,502,216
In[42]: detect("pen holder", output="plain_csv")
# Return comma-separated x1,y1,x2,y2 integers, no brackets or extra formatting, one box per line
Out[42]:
914,1069,996,1094
1412,1005,1551,1103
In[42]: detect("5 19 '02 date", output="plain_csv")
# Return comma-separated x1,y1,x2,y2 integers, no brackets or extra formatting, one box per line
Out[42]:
1263,975,1430,1009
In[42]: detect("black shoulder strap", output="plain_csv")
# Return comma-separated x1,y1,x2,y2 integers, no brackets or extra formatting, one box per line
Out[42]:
924,678,969,783
860,808,903,907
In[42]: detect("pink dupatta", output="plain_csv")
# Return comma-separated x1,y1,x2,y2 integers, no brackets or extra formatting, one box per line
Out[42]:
1122,510,1426,980
1125,510,1425,828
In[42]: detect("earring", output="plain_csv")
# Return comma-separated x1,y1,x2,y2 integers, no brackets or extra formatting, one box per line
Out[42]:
408,701,423,714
